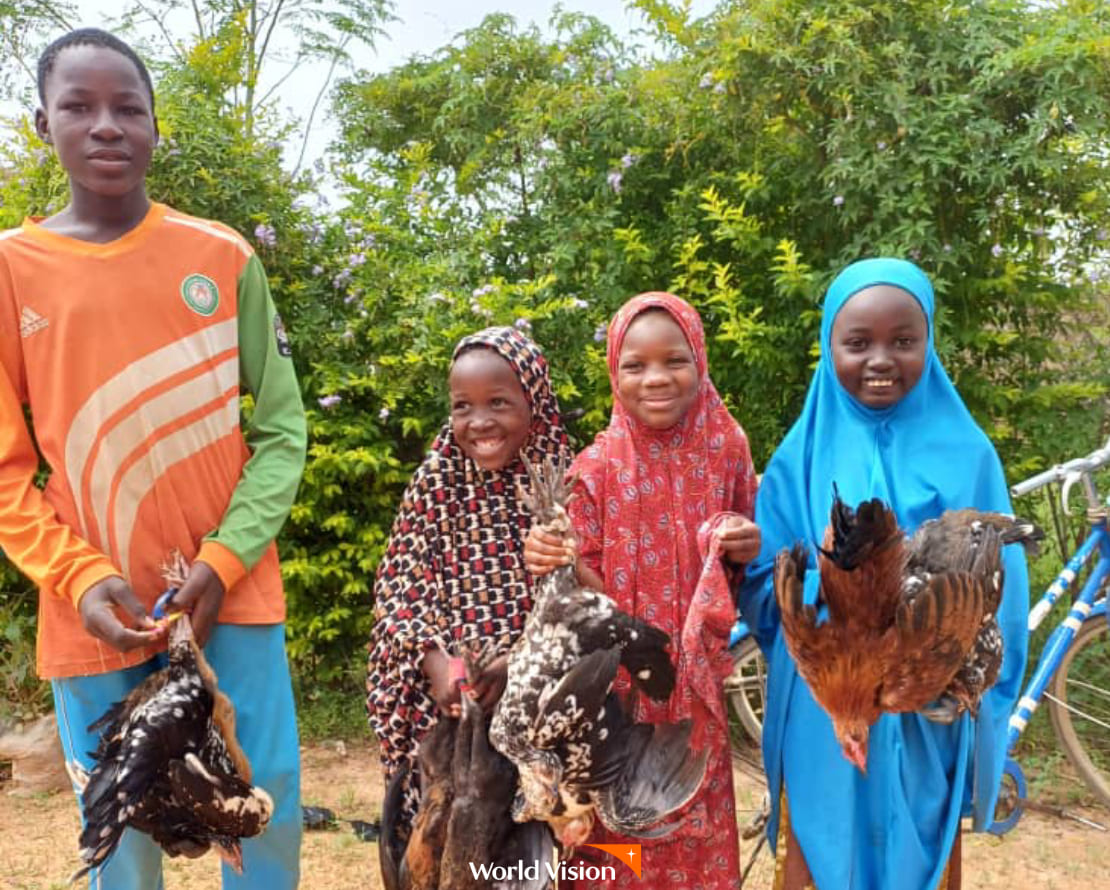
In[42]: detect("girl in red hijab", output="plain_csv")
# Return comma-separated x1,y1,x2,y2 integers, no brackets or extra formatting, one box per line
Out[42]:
527,292,759,889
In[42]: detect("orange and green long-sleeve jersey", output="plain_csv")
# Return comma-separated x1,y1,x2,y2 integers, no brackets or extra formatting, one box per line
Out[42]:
0,202,306,678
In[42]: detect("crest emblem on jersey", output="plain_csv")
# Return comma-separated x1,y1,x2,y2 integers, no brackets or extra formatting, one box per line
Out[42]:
180,274,219,316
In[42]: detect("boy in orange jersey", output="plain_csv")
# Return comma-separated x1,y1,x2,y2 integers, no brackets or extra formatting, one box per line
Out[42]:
0,28,306,888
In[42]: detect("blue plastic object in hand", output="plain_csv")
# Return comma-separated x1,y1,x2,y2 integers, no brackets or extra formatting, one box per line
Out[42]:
152,588,179,621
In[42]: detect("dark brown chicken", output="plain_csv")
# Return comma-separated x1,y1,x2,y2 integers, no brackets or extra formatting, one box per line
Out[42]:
905,508,1041,722
380,692,553,890
775,491,1038,772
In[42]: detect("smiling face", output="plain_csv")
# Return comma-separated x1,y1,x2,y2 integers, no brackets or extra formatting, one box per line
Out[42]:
449,347,532,471
830,285,928,408
35,44,157,204
615,309,700,430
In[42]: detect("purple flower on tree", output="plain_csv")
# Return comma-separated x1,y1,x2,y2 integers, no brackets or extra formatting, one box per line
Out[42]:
991,243,1004,258
318,394,342,409
379,407,391,421
253,223,277,248
833,195,845,207
607,170,623,193
593,323,608,342
514,318,532,332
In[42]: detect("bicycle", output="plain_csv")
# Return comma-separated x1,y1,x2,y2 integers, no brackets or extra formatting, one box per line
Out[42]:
988,437,1110,835
725,619,766,754
724,440,1110,828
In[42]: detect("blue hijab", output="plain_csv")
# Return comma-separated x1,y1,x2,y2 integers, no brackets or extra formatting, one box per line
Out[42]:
739,258,1028,889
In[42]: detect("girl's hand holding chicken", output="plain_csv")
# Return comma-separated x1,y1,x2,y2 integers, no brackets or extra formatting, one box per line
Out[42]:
467,654,509,713
524,525,606,592
523,525,575,577
422,648,511,718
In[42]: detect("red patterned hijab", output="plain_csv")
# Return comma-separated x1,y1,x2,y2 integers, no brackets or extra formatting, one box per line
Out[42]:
569,293,757,674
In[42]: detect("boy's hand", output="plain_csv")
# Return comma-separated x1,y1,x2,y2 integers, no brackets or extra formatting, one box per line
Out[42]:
422,647,462,718
717,515,761,566
468,653,509,714
169,562,225,648
79,576,168,652
524,526,575,577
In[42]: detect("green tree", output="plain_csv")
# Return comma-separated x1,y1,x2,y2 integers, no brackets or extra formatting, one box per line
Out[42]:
335,1,1110,472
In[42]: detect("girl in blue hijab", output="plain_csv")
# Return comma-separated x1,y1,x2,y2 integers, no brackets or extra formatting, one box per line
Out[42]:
738,258,1028,889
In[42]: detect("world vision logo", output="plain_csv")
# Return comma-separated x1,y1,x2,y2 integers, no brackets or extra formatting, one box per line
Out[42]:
466,844,642,883
180,273,219,316
584,843,642,878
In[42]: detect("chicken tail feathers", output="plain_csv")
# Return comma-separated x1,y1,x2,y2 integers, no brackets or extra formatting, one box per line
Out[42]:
595,719,708,838
618,622,675,701
379,762,409,890
74,745,150,879
820,485,901,571
73,809,126,884
496,821,556,890
775,543,817,652
998,515,1044,555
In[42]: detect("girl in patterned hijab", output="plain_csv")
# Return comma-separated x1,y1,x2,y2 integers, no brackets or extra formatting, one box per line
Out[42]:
366,325,571,840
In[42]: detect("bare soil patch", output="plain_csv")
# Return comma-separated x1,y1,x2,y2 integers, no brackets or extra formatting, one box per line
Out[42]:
1,741,1106,889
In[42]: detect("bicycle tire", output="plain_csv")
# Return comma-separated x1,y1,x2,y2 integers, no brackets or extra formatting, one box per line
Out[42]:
1047,615,1110,810
725,636,767,746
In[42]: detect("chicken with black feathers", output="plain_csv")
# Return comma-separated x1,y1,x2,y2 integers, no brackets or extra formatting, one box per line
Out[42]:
70,605,272,881
380,663,553,890
490,456,707,851
775,487,1041,772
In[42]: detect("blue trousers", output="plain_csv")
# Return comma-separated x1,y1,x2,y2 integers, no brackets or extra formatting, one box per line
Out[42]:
52,624,302,889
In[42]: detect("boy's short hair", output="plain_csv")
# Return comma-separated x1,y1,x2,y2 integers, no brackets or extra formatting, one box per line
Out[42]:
37,27,156,114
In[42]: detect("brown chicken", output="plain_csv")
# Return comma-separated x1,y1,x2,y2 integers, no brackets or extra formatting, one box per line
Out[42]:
775,491,1037,772
379,655,553,890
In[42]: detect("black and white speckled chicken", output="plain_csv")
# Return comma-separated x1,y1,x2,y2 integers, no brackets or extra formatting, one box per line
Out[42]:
904,507,1042,723
489,457,706,851
71,559,272,881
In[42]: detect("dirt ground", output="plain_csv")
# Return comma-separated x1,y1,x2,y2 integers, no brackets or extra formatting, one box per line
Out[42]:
1,741,1107,889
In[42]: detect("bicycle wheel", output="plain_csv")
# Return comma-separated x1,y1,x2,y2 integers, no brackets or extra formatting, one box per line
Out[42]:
1047,615,1110,810
725,636,766,746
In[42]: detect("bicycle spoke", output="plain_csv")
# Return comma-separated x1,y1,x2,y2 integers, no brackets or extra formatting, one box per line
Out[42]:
1063,678,1110,703
1044,692,1110,733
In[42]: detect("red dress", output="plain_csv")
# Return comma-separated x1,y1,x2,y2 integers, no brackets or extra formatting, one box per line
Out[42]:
566,292,758,889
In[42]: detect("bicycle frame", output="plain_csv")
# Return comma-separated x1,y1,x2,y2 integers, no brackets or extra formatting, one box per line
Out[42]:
729,619,750,650
1006,518,1110,752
